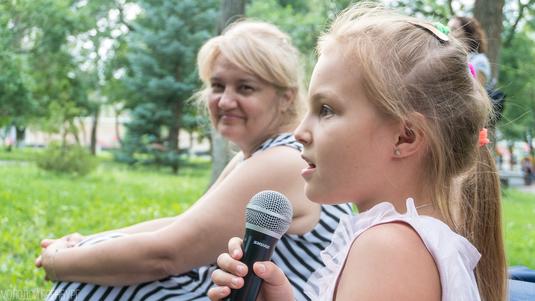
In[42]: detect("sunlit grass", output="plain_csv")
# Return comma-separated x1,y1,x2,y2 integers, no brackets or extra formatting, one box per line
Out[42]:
502,188,535,269
0,153,210,291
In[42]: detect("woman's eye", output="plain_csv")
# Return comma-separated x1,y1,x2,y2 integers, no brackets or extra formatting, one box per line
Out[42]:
319,105,334,117
239,85,254,93
211,83,224,93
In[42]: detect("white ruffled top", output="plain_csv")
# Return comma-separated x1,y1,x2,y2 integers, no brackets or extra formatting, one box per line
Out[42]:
304,199,482,301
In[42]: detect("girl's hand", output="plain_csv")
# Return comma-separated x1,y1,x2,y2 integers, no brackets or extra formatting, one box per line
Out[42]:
208,237,294,301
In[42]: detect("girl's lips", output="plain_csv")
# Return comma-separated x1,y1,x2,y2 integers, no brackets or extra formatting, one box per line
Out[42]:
301,165,316,179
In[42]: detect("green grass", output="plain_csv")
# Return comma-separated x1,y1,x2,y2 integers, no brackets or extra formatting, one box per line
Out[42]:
0,147,43,162
0,153,210,294
502,188,535,269
0,148,534,296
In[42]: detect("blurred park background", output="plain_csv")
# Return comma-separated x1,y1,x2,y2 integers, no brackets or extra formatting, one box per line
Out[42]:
0,0,534,295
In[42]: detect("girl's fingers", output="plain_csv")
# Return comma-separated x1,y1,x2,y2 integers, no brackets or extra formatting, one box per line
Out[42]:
216,252,248,277
207,286,231,301
211,269,244,289
253,262,288,285
228,237,243,260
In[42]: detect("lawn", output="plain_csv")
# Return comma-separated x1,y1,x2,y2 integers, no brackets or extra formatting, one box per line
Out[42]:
0,151,210,295
502,188,535,268
0,148,534,296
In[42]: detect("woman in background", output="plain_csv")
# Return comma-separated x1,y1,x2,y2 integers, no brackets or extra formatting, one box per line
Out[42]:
36,20,352,301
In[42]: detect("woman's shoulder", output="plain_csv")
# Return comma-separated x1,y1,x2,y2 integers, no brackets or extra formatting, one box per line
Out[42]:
244,142,305,172
254,132,302,153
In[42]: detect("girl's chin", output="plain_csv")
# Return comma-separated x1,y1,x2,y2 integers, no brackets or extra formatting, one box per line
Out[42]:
304,187,326,204
305,186,347,206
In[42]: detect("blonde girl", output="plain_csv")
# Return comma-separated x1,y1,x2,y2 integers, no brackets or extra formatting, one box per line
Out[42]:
208,3,506,301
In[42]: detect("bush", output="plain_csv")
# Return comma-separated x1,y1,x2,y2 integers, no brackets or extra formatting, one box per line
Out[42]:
36,143,98,176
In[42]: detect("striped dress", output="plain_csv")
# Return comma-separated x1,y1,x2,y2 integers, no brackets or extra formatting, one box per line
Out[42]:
46,133,354,301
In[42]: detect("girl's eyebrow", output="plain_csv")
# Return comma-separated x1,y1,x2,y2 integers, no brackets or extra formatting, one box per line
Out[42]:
310,91,339,104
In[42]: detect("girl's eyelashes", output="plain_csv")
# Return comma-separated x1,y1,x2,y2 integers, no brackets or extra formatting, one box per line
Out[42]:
319,104,335,118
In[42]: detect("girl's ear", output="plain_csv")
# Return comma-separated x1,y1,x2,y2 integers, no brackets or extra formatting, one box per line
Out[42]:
393,113,426,159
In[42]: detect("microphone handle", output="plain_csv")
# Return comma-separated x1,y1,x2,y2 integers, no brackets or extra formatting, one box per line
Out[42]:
227,229,279,301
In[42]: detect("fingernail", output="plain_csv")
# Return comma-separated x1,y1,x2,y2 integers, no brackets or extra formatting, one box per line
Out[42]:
236,264,246,275
232,249,240,258
256,263,266,274
231,277,240,287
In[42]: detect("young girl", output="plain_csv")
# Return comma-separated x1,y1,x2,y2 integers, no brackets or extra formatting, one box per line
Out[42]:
208,3,507,301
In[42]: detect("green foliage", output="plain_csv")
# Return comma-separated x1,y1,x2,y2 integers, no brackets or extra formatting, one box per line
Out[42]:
36,143,98,176
498,30,535,142
0,0,94,142
117,0,218,171
0,156,209,291
248,0,345,79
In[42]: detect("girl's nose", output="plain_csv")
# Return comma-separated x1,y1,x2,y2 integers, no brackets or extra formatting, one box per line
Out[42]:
294,118,312,145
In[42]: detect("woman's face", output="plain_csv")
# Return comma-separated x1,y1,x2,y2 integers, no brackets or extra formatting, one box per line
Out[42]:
294,48,398,206
208,55,288,152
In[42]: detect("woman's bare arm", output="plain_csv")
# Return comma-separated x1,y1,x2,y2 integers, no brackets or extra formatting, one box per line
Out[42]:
41,147,319,285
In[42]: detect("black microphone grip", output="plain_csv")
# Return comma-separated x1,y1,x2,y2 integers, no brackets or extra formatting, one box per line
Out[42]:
227,228,279,301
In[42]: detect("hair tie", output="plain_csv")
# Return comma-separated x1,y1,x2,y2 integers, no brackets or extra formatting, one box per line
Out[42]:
479,128,490,147
468,63,477,79
408,21,449,43
433,22,450,36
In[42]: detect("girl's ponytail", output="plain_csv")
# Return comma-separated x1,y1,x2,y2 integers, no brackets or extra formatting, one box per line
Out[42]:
459,145,507,301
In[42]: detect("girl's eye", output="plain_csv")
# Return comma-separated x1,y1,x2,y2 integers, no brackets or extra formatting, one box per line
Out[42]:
319,104,334,118
211,83,224,93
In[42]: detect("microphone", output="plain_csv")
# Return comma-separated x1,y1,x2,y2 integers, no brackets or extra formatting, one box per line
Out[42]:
228,190,293,301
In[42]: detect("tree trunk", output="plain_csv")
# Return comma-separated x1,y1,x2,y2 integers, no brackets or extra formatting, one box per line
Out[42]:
473,0,505,82
15,126,25,148
210,0,246,184
115,108,123,146
90,107,100,155
218,0,246,32
169,100,182,174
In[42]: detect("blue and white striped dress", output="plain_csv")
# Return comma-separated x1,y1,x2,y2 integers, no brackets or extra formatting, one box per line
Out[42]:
46,133,354,301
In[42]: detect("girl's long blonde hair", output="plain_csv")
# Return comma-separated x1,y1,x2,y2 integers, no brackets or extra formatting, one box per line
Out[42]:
320,3,506,300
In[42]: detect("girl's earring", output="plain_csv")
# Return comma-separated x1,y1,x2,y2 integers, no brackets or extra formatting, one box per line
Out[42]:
394,148,401,156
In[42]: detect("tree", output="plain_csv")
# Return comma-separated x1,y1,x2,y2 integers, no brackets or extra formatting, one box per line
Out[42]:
118,0,217,173
474,0,505,81
498,16,535,156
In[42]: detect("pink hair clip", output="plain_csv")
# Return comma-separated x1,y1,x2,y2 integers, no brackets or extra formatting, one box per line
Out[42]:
479,128,490,147
468,63,477,79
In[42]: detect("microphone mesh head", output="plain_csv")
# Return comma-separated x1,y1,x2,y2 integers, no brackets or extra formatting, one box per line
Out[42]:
245,190,293,239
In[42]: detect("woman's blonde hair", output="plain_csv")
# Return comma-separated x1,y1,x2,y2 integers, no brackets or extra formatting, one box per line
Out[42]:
320,3,506,300
195,20,305,125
